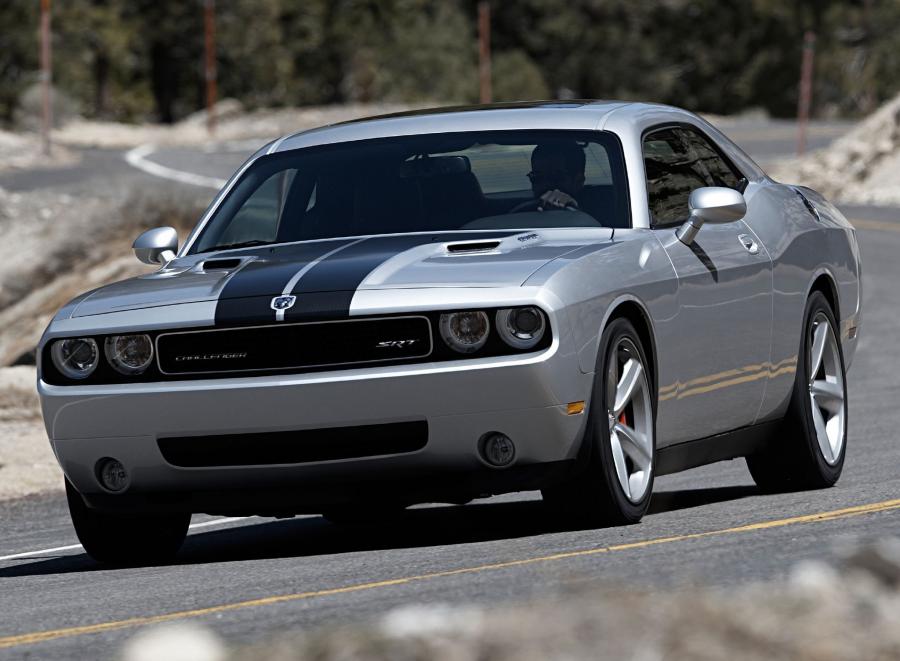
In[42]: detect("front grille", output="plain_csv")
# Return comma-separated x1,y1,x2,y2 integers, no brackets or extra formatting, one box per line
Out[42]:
158,421,428,467
156,315,432,376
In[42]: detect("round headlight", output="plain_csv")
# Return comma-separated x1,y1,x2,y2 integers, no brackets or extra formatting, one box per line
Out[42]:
439,311,490,353
104,334,154,375
496,307,546,350
51,338,99,380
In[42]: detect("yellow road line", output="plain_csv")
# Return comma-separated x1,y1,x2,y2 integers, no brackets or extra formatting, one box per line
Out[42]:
1,498,899,650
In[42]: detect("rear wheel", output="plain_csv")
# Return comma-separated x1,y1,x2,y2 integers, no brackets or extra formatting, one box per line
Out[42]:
66,479,190,565
542,318,656,525
746,291,847,491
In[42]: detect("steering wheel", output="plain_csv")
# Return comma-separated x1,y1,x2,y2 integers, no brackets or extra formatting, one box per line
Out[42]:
508,189,579,214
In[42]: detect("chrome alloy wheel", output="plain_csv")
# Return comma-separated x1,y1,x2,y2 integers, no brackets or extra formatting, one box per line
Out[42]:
606,337,654,503
808,312,846,465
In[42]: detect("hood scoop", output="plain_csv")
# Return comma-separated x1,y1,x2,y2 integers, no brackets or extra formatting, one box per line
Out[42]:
446,240,501,254
197,257,244,271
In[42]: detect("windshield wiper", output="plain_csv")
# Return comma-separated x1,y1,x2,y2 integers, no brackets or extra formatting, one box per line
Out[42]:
205,239,272,253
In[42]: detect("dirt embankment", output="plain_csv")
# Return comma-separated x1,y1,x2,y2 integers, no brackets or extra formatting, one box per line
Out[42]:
0,188,205,367
51,100,416,150
0,187,204,499
772,91,900,205
0,102,415,500
0,130,80,174
0,366,56,500
0,102,414,369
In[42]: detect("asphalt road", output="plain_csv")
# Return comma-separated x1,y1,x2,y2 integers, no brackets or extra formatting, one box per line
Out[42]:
0,119,898,658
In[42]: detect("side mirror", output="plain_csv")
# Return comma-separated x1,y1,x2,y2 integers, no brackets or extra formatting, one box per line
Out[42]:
133,227,178,265
676,187,747,245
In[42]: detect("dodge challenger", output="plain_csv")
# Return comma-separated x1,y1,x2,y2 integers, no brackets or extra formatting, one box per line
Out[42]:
37,101,861,564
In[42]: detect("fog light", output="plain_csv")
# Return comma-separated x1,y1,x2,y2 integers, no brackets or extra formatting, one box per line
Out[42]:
97,458,130,492
479,432,516,468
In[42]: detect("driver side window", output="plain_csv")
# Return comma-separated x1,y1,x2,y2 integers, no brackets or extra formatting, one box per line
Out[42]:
644,126,746,228
643,128,708,227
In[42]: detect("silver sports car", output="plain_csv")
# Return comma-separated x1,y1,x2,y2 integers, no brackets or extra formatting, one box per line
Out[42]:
38,101,861,564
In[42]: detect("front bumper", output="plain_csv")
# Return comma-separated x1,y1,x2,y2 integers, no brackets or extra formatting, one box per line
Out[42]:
39,342,593,513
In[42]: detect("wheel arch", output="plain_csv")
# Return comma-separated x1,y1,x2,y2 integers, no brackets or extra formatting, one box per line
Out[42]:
808,269,840,321
601,297,658,398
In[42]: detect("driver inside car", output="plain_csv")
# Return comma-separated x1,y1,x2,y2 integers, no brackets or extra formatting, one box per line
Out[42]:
512,141,586,212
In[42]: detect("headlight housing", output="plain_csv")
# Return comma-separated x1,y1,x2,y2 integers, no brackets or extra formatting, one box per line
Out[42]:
104,334,154,374
50,338,100,380
496,307,546,349
439,311,490,353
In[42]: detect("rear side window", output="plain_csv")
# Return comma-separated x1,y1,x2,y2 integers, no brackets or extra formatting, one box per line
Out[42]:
643,126,744,227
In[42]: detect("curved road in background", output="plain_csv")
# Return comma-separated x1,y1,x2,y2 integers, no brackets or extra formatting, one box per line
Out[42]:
128,117,852,190
0,119,897,659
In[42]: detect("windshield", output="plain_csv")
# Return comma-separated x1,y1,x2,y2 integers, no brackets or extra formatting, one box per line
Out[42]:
190,129,629,254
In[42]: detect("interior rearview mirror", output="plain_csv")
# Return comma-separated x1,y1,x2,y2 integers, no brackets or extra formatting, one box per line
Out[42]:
676,187,747,245
133,227,179,265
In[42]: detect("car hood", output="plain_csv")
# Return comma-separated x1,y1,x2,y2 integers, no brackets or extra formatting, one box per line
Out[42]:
69,229,613,321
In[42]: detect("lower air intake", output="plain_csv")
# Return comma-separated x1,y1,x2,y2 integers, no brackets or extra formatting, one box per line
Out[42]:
158,421,428,467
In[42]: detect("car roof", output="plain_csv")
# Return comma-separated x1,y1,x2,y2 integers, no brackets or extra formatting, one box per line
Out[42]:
272,100,657,153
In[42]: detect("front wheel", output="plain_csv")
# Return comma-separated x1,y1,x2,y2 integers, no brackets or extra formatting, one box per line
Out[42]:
66,479,190,565
746,291,848,491
542,318,656,525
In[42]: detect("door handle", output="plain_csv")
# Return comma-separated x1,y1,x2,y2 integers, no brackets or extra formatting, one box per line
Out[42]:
738,234,760,255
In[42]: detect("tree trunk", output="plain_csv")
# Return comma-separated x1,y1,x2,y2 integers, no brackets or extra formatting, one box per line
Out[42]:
150,41,175,123
93,50,109,117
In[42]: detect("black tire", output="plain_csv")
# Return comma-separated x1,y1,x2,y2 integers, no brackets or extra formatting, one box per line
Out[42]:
542,317,656,526
66,479,190,565
746,291,847,492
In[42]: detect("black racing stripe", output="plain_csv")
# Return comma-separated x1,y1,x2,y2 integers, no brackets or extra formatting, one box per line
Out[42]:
284,232,517,321
213,292,357,326
217,291,356,326
215,296,274,327
214,239,352,326
218,240,352,298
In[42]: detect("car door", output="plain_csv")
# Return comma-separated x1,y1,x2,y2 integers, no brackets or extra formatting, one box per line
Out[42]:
644,126,773,446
